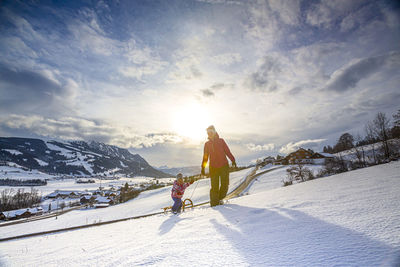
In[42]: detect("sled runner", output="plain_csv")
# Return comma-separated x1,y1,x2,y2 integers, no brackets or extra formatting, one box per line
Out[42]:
162,198,193,214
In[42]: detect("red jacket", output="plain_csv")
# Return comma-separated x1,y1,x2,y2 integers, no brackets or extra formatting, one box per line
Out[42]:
171,180,191,198
202,133,235,169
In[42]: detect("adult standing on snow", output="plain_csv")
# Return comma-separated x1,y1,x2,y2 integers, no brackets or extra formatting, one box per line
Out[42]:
201,125,236,207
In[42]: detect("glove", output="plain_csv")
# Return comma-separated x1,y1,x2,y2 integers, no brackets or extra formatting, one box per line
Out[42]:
201,167,205,176
232,161,237,168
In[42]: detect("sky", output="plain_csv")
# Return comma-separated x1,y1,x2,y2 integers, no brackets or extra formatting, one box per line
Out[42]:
0,0,399,168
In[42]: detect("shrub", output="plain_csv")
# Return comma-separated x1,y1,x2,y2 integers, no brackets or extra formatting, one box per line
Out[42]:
282,180,292,187
283,164,315,186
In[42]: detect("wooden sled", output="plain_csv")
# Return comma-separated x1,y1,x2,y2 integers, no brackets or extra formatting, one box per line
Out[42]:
162,198,194,214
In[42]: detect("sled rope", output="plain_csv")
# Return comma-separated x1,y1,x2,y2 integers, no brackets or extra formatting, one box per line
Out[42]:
189,177,200,199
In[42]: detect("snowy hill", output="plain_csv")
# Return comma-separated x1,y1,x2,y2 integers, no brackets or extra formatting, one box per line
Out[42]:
0,162,399,266
333,139,400,163
0,137,170,178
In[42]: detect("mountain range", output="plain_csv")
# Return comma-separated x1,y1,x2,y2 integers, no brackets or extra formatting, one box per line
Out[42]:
156,166,201,177
0,137,171,178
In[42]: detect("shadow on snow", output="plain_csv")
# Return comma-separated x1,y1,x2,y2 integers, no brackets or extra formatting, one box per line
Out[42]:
211,204,398,267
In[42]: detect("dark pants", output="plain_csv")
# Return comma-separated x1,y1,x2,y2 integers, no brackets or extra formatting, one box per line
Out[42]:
209,165,229,207
172,197,182,213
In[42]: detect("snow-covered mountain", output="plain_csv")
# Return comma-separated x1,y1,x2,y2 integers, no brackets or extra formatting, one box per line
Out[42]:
0,137,171,178
157,165,201,176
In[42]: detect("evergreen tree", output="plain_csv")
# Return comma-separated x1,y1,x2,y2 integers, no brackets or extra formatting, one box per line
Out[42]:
334,133,354,152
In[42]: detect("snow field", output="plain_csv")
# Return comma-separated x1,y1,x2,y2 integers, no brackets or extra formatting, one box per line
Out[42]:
0,162,399,266
0,168,254,239
0,165,53,181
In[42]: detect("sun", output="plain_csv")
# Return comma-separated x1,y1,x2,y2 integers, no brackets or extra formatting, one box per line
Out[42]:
172,103,211,141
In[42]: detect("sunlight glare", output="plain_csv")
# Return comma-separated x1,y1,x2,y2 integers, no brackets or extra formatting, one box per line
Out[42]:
172,103,212,141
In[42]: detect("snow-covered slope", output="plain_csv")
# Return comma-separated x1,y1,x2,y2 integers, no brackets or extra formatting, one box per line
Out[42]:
0,168,254,239
0,137,170,177
0,162,399,266
0,162,53,181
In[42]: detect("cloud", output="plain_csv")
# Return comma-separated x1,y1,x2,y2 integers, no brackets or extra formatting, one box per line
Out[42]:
1,7,44,43
201,89,215,97
288,87,302,95
243,0,300,52
200,83,233,97
67,8,115,56
339,4,371,32
119,40,168,80
279,139,326,154
0,63,78,114
306,0,364,29
119,61,167,81
0,64,61,92
268,0,301,26
244,1,280,50
0,115,184,149
245,56,281,92
166,55,204,84
246,143,275,151
325,52,397,92
211,53,242,66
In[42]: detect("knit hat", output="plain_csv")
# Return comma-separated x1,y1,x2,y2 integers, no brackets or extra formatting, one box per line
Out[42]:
206,125,216,133
176,173,183,180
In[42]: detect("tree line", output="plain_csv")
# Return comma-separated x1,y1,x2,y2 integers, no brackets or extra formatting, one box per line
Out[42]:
323,109,400,162
0,188,42,212
283,109,400,187
0,178,47,186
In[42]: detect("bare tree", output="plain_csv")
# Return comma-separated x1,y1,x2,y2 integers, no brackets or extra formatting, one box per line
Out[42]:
392,109,400,139
0,188,41,212
372,112,391,159
393,109,400,127
365,121,377,164
353,133,366,168
285,163,314,184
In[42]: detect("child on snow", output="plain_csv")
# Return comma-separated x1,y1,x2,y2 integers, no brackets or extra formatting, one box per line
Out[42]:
171,173,194,214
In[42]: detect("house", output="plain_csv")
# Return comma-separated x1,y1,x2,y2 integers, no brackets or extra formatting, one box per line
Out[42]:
103,190,119,197
80,195,96,205
46,190,85,199
31,207,43,216
0,207,43,221
95,196,114,205
261,156,275,166
285,148,314,164
92,189,104,196
284,148,336,165
91,196,114,208
312,152,335,164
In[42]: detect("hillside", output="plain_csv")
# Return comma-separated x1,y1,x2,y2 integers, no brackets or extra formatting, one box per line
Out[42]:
0,137,170,178
157,165,201,176
0,162,399,266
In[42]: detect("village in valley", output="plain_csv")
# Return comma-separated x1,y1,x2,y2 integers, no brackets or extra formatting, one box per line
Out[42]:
0,172,174,222
2,133,398,223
